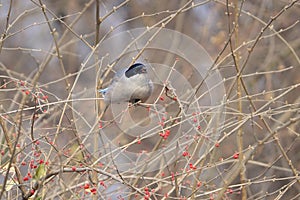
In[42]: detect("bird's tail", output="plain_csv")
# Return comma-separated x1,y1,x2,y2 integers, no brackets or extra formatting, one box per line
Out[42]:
98,88,108,95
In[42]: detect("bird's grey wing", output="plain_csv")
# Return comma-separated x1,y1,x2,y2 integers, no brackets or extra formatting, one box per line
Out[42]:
99,69,124,94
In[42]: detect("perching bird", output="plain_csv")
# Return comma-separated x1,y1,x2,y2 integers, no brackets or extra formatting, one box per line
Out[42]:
99,63,153,104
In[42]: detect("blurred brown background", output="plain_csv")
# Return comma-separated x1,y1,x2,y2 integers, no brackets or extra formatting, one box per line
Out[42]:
0,0,299,199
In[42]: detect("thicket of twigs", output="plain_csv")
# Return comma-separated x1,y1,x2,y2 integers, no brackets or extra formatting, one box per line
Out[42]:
0,1,299,200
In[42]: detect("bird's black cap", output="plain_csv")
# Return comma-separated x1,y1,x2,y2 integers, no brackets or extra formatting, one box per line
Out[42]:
125,63,146,78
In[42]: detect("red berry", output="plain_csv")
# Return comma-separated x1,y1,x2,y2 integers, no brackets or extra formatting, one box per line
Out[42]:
165,130,170,136
91,188,97,194
189,163,196,170
233,153,239,159
171,172,175,181
197,181,202,187
182,151,189,157
83,183,90,189
100,181,106,187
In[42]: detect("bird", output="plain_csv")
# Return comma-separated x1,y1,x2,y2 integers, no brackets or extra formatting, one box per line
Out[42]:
99,63,153,104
